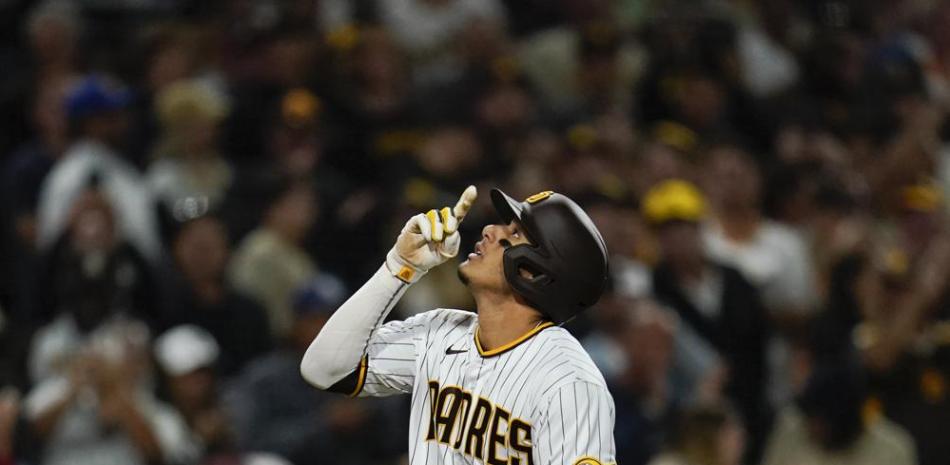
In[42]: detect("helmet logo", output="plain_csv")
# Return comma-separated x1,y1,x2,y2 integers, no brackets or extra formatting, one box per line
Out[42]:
525,190,554,204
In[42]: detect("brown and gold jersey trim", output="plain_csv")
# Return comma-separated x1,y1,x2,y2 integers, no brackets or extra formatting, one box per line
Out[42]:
474,322,555,358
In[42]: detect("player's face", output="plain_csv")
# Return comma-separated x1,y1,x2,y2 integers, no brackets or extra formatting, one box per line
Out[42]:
458,220,531,293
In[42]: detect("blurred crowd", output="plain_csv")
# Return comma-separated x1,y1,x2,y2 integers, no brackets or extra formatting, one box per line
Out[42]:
1,0,950,464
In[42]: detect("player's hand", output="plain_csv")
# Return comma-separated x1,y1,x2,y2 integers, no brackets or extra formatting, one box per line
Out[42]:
387,186,477,282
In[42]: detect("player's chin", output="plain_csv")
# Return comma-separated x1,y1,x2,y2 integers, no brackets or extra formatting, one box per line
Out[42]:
456,261,471,285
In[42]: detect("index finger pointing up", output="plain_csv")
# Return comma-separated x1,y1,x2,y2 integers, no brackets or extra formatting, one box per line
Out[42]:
453,185,478,222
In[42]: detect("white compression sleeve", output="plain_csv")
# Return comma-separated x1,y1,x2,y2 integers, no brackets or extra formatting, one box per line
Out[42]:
300,264,412,389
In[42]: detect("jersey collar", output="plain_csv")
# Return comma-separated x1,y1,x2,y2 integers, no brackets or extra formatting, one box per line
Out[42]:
474,321,555,358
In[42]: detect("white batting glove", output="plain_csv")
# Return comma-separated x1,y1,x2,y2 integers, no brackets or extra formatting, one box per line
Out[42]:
386,185,477,283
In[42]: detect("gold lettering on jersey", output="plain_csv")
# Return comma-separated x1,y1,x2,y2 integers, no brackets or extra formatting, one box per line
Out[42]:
464,396,492,459
487,406,510,465
426,380,535,465
508,419,533,465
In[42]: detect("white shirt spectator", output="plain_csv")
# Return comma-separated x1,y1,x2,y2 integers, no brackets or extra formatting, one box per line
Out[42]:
381,0,504,55
737,25,800,98
517,27,646,116
703,220,817,314
24,315,197,465
703,219,818,405
380,0,505,84
146,156,232,220
37,139,160,261
24,377,197,465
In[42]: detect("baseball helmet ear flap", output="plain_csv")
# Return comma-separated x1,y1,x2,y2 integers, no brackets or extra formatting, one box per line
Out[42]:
502,244,565,319
503,245,553,287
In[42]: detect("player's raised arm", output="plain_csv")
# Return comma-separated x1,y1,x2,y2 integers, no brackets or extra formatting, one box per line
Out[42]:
299,186,477,391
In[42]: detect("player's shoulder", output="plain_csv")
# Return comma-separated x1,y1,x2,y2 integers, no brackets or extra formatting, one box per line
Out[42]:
403,308,477,334
536,326,600,360
533,326,609,390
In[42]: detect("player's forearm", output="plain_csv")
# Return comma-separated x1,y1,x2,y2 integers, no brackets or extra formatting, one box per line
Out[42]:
300,264,410,389
302,186,475,390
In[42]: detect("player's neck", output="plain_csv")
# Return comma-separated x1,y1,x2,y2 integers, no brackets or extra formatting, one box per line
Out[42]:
473,293,547,352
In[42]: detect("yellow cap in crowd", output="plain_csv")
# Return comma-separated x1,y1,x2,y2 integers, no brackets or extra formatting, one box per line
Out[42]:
156,79,230,128
641,179,707,225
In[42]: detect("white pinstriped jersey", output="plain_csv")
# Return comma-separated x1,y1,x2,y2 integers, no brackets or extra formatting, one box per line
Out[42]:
353,308,616,465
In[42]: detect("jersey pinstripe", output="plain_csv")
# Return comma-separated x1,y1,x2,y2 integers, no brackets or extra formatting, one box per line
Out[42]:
355,309,616,465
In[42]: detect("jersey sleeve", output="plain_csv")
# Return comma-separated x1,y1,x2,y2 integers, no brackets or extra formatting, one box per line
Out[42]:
355,311,435,397
534,381,616,465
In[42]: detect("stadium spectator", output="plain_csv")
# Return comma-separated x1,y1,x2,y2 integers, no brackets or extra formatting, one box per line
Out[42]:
125,23,220,165
584,196,653,300
378,0,506,86
218,88,327,244
29,186,157,381
36,75,161,262
647,404,745,465
161,214,272,377
24,320,194,465
154,325,235,463
228,178,318,340
2,75,76,250
839,238,950,465
147,79,233,223
226,272,405,463
266,89,325,183
732,0,802,99
702,144,817,315
761,360,916,465
517,17,643,121
266,88,379,280
324,26,418,183
0,76,77,384
223,273,344,457
700,143,818,405
285,394,407,465
643,179,770,460
611,297,680,465
0,0,80,154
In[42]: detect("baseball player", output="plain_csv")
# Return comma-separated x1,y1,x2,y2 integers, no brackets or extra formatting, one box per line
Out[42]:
301,186,615,465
